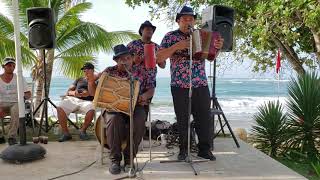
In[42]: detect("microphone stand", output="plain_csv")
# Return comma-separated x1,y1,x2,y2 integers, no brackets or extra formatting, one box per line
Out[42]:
119,64,136,178
160,27,209,175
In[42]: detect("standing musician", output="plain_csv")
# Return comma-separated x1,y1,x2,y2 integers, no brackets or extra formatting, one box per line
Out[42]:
156,6,224,161
126,20,164,115
92,44,153,175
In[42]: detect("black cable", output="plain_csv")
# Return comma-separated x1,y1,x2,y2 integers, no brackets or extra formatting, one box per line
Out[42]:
136,151,175,172
47,160,96,180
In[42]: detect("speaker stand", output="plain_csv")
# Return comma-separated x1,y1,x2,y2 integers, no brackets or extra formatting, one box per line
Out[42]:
210,59,240,148
32,49,78,136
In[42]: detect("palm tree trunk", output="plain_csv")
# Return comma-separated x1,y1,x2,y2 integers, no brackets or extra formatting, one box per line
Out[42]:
33,49,55,118
33,51,45,118
45,49,55,97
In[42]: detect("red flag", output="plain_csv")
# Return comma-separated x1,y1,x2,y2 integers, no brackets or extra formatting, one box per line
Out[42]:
276,48,281,74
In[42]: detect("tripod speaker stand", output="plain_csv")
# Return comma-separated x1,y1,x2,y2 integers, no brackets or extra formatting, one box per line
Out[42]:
32,49,57,135
210,59,240,148
32,49,79,136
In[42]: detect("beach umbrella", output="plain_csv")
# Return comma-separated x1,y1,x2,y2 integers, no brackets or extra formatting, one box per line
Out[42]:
0,0,46,163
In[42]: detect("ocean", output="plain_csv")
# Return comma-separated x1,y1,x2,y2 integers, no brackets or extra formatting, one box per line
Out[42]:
32,77,289,132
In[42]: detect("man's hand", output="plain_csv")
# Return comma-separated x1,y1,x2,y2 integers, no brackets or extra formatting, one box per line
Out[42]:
174,39,190,51
86,71,96,82
74,90,81,97
214,37,224,50
158,61,166,69
79,90,89,97
133,55,143,65
138,94,148,106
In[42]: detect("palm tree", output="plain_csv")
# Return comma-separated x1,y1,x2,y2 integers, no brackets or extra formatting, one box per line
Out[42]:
286,72,320,162
0,0,139,116
251,101,290,157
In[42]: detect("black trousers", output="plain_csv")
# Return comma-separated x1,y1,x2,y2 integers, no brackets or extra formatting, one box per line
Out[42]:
104,105,147,162
171,86,212,152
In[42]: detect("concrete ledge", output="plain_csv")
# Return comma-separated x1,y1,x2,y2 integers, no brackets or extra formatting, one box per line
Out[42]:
0,138,306,180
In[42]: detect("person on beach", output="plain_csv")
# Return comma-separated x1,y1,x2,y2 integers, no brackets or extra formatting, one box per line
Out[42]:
0,57,31,145
156,6,224,161
93,44,152,175
126,20,163,118
56,62,96,142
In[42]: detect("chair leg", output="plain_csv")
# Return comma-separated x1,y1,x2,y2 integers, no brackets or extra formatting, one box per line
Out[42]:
1,118,5,137
75,113,79,127
148,107,152,161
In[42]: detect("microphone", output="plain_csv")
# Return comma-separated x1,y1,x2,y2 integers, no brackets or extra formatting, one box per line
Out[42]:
187,24,194,33
119,62,132,75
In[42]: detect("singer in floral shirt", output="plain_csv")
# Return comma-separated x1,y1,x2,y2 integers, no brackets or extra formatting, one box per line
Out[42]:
157,6,224,162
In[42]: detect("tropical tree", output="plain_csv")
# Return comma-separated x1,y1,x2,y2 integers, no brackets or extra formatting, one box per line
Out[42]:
286,72,320,162
251,101,290,157
0,0,139,115
124,0,320,75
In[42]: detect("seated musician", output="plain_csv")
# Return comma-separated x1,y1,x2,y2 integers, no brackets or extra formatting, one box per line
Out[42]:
56,62,96,142
93,44,153,175
0,57,31,145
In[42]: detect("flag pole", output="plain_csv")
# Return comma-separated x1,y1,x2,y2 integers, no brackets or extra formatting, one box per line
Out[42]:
277,70,280,100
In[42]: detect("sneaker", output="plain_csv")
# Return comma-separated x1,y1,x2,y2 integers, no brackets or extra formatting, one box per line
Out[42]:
8,137,17,145
109,161,121,175
123,159,135,172
79,131,89,140
177,151,187,161
197,150,216,161
58,134,72,142
0,136,6,144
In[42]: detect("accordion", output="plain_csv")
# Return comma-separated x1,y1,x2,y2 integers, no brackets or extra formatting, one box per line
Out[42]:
192,29,220,61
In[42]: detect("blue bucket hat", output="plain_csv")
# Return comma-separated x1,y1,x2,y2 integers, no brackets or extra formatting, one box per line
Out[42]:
176,6,197,22
113,44,132,60
138,20,156,36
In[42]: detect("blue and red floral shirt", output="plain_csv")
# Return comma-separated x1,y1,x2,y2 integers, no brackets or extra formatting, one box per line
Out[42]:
160,30,208,88
127,39,159,93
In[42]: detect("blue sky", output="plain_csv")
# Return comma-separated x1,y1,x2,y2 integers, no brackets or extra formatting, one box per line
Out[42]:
0,0,283,78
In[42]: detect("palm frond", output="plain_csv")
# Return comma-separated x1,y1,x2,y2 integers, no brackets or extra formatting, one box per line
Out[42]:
0,13,29,47
56,2,91,30
251,101,290,157
286,72,320,160
0,36,36,67
56,55,96,79
56,22,138,57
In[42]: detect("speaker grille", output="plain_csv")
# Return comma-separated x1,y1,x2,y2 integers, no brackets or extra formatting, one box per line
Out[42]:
29,24,52,49
216,22,233,52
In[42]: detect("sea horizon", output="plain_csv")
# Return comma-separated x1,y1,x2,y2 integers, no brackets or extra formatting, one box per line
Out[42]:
27,76,289,132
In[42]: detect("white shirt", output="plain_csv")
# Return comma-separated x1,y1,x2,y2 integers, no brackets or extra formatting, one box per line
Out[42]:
0,74,29,103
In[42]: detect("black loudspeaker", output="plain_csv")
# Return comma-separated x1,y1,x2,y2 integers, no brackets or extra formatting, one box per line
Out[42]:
27,8,55,49
202,5,235,52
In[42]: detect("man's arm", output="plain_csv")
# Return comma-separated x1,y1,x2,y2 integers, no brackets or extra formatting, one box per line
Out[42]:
66,85,77,96
157,61,166,69
87,80,96,96
138,88,155,105
156,39,189,64
22,77,31,100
